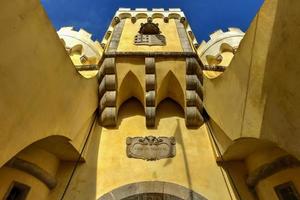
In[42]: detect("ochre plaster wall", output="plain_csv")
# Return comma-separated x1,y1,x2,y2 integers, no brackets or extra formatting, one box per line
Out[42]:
16,146,60,177
204,0,300,159
117,18,183,52
0,0,98,167
0,167,49,200
256,167,300,200
62,99,233,200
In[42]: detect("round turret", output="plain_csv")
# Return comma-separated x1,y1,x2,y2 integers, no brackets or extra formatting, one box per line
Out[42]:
198,28,244,78
57,27,103,78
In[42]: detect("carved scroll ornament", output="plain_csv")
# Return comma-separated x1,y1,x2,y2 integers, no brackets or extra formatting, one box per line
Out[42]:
126,136,176,161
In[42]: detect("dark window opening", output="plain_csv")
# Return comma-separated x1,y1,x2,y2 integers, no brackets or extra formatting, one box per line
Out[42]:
275,181,300,200
4,181,30,200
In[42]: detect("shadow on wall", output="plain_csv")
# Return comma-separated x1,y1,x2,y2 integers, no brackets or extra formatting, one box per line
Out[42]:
53,123,102,200
260,0,300,159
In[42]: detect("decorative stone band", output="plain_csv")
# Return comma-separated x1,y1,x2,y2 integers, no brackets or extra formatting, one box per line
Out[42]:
175,19,193,52
98,58,117,126
107,19,125,52
145,57,156,127
202,65,226,72
6,158,57,189
185,58,204,127
105,51,197,57
246,155,300,188
98,181,208,200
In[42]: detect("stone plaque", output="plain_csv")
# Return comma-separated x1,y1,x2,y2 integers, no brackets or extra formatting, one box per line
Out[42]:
126,136,176,161
134,34,166,46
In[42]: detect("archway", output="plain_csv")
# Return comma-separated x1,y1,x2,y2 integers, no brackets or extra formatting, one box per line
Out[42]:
98,181,207,200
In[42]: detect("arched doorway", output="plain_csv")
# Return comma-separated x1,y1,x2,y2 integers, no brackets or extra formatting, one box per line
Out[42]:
99,181,207,200
123,193,182,200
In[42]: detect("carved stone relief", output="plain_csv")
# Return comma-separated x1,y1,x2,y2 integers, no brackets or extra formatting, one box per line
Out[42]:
126,136,176,161
134,19,166,46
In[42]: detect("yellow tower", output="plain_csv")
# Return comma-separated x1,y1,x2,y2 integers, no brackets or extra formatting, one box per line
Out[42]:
1,1,300,200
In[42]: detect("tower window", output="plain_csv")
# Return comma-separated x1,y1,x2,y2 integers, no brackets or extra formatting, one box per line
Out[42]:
4,181,30,200
275,181,300,200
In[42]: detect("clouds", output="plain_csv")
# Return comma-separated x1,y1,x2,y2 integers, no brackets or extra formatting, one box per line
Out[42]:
41,0,263,41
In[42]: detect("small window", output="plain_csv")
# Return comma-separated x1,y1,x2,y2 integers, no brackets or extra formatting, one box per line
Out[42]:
4,181,30,200
275,181,300,200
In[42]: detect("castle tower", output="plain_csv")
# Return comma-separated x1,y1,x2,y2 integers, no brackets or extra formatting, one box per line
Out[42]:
86,8,232,200
2,1,300,200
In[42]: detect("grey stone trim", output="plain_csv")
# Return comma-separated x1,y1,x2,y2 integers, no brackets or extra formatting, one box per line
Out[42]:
185,58,204,127
246,155,300,188
105,52,197,57
185,107,204,127
99,75,116,98
108,19,125,52
175,19,193,52
98,181,207,200
145,57,156,127
100,107,117,127
6,158,57,189
100,91,117,112
145,57,155,74
98,58,117,127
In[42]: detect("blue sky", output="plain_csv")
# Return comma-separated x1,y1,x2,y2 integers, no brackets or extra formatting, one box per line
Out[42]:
41,0,263,42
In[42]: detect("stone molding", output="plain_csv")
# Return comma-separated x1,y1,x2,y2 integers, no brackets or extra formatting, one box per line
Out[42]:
6,158,57,189
108,19,125,53
175,19,193,52
246,155,300,187
98,181,207,200
98,58,117,126
185,58,204,127
145,57,156,127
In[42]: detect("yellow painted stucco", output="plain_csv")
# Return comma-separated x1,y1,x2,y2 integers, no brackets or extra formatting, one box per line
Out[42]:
117,18,183,52
1,0,300,199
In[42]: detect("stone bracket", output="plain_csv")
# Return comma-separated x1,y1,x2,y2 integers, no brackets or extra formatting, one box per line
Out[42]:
145,57,156,127
185,57,204,127
98,58,117,126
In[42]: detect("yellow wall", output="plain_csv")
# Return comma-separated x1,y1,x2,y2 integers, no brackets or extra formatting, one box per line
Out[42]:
0,167,49,200
117,18,183,52
256,167,300,200
0,0,98,167
17,146,60,177
204,0,300,160
224,161,256,200
61,99,233,200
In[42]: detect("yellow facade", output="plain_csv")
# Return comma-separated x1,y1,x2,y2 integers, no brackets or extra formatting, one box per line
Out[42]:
1,0,300,200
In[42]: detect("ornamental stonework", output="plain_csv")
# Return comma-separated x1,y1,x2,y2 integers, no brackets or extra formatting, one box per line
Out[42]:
126,136,176,161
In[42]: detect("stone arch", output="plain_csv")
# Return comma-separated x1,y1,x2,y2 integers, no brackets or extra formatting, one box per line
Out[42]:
0,135,81,193
168,13,181,19
118,13,132,19
117,71,145,110
152,13,164,19
156,71,185,111
219,137,300,199
135,13,148,19
98,181,207,200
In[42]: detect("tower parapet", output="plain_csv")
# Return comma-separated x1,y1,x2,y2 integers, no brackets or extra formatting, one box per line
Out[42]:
101,8,199,50
57,27,103,78
198,28,244,78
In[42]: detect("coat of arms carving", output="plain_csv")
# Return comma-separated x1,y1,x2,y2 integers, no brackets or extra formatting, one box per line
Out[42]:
126,136,176,161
